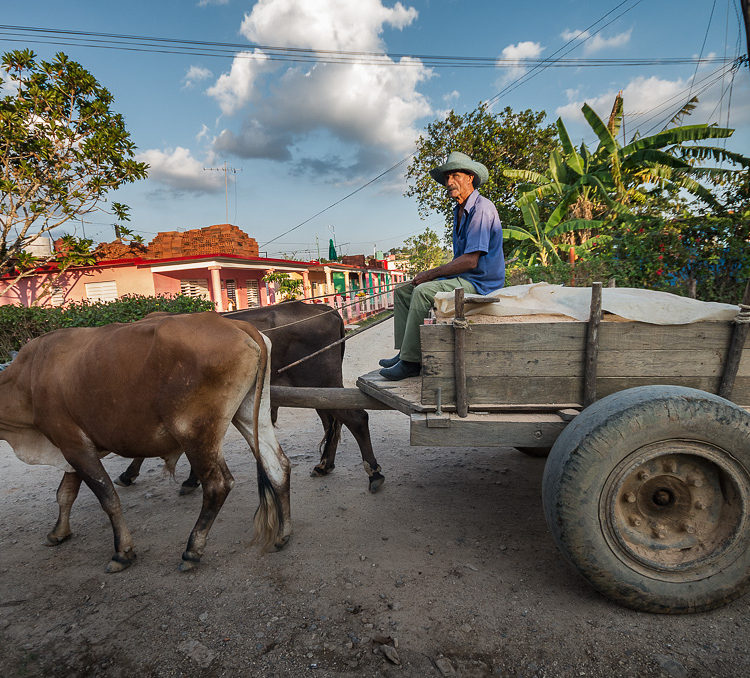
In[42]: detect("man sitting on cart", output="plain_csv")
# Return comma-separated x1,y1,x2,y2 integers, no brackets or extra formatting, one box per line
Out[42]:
379,151,505,380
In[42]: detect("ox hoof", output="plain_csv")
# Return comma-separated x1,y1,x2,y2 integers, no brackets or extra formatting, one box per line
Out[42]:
310,463,333,477
179,482,200,496
105,552,136,573
45,532,71,546
368,473,385,493
114,474,134,488
179,551,202,571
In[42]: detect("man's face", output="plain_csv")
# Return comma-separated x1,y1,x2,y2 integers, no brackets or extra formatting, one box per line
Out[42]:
444,170,475,202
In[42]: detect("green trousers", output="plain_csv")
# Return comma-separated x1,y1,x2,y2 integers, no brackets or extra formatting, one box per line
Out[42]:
393,278,476,363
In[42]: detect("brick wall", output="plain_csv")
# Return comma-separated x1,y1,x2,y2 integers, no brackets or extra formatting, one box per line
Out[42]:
147,224,259,259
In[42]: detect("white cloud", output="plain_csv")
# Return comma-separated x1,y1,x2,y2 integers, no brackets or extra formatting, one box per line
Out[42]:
496,41,544,84
240,0,418,51
136,147,224,193
196,124,210,142
556,73,750,133
198,0,229,6
207,0,430,172
0,66,19,96
182,65,213,89
561,28,632,54
205,50,272,115
443,90,460,103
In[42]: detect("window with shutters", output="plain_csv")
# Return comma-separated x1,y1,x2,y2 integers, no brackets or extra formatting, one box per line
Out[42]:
226,279,237,303
84,280,118,302
246,279,260,307
50,286,65,306
180,279,210,300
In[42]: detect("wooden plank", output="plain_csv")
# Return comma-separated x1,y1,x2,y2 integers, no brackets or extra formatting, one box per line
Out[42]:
453,288,469,418
423,348,738,378
270,386,391,410
420,321,739,354
410,412,567,447
719,281,750,399
422,375,584,406
356,370,427,415
583,282,603,406
599,321,735,351
420,323,585,353
421,374,750,407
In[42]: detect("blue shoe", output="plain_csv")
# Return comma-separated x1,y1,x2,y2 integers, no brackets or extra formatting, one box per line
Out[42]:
378,353,401,368
379,360,421,381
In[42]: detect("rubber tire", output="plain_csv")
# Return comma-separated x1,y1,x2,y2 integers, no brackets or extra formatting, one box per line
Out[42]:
542,385,750,614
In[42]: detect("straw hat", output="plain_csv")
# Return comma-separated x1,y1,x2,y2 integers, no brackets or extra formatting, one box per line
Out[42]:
429,151,489,187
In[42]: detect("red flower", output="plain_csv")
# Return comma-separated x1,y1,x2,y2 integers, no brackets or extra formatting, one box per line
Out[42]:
658,255,663,260
656,269,663,276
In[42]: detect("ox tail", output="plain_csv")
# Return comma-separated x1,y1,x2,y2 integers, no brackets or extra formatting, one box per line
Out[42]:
250,461,283,551
251,331,271,463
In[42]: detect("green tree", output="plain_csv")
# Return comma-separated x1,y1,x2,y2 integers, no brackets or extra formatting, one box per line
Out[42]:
262,271,303,300
0,49,148,284
405,104,557,238
401,227,450,275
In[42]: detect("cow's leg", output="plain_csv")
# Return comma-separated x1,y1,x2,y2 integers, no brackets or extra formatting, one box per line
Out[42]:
311,410,341,477
179,451,234,571
115,458,145,487
46,471,82,545
335,409,384,493
66,453,136,573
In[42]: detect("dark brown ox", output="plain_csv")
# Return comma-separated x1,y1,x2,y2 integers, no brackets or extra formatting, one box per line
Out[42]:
0,312,291,573
118,302,383,493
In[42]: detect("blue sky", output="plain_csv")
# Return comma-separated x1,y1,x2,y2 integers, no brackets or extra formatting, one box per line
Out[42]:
2,0,749,259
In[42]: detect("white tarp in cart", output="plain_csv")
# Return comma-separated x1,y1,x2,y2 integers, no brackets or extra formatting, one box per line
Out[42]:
433,282,740,325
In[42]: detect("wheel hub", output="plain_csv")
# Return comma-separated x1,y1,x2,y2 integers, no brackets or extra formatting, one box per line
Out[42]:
602,441,748,579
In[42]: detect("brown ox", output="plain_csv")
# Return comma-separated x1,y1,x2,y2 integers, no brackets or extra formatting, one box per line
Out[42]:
118,302,384,493
0,312,291,572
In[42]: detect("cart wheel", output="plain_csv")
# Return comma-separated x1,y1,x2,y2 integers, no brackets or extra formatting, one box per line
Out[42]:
516,447,551,458
542,385,750,613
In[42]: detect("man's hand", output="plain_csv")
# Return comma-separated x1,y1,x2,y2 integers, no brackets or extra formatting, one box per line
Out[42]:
411,251,481,286
412,270,435,286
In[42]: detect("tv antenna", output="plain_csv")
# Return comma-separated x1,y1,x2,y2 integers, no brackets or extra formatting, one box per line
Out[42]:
203,161,242,223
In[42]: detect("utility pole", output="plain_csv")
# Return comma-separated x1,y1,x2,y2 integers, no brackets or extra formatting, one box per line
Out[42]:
203,161,242,223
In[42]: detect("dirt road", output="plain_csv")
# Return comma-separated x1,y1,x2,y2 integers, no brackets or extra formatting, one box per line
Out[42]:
1,319,748,677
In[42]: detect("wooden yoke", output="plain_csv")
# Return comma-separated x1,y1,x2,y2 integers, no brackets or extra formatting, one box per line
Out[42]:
453,287,469,417
718,280,750,400
583,282,603,407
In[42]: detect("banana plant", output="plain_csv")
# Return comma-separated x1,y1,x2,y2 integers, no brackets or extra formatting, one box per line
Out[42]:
504,198,603,266
504,95,750,229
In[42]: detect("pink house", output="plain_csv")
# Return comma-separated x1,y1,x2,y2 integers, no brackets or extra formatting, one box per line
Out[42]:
0,224,407,320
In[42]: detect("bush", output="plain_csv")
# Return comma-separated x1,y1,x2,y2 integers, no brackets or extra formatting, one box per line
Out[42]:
0,294,214,361
507,215,750,305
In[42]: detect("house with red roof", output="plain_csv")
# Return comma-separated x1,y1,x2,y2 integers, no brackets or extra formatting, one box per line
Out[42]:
0,224,406,322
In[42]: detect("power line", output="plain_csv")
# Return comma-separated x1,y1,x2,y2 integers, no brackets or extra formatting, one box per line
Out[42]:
0,24,734,69
484,0,646,107
259,157,409,248
687,0,718,103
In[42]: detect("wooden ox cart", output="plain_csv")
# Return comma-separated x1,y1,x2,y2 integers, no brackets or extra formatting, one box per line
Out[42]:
271,283,750,614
